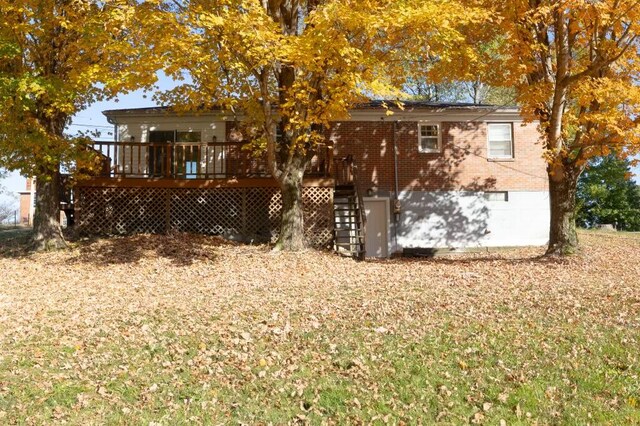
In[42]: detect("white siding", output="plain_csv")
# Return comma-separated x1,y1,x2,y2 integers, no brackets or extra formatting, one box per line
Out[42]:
114,116,227,176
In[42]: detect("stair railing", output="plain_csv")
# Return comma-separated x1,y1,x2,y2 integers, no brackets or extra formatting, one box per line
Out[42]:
334,155,354,186
350,158,367,260
333,155,366,259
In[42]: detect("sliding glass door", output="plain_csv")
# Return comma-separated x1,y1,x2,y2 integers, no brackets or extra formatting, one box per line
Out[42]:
148,131,201,178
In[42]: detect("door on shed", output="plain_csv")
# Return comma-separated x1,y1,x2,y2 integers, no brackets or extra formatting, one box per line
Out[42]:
363,198,389,258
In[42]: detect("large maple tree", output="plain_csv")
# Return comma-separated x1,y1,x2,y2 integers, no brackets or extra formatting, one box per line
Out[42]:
0,0,156,250
151,0,482,250
481,0,640,255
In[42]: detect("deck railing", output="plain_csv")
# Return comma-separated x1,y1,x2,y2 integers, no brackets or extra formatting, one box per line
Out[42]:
90,141,333,179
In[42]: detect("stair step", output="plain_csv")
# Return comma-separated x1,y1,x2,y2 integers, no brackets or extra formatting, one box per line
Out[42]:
333,180,365,259
335,247,365,252
335,248,366,254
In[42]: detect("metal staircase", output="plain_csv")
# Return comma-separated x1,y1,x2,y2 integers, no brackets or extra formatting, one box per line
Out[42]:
333,156,366,260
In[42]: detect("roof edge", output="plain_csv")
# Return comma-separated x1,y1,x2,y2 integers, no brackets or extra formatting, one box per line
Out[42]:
102,100,520,118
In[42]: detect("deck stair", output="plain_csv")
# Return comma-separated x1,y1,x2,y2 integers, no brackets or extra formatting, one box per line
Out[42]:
332,156,366,260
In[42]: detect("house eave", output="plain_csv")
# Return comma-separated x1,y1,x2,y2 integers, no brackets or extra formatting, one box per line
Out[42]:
102,101,525,123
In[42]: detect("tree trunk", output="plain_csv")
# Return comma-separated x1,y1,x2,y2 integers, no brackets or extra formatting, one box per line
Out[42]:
546,166,579,256
31,168,66,251
274,156,307,251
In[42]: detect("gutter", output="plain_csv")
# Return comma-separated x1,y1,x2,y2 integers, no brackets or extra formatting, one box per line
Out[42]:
392,120,400,252
106,115,117,143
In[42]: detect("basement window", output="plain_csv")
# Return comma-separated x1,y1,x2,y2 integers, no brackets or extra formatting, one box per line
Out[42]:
483,191,509,202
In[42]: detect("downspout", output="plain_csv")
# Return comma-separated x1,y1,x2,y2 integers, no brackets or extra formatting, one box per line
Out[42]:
106,115,117,143
107,115,118,178
392,120,400,252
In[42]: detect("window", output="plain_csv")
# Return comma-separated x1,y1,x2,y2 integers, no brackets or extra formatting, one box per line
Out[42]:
418,124,441,153
487,123,513,158
176,131,201,143
483,191,509,202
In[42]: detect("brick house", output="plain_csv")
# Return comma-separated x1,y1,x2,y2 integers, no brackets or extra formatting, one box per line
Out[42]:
73,101,550,257
17,178,35,225
18,178,71,226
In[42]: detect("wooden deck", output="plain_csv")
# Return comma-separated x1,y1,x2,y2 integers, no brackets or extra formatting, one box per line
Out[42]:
71,143,365,256
87,140,333,181
77,177,336,189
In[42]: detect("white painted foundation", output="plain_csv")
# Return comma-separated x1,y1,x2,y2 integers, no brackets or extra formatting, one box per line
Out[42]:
394,191,550,251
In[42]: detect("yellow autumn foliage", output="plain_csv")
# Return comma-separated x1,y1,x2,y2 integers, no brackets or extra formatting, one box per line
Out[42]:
0,0,157,178
475,0,640,253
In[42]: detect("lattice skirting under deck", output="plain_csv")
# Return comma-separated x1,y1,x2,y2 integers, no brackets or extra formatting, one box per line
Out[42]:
75,186,333,248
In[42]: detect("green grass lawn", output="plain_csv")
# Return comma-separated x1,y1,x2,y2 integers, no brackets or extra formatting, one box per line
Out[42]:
0,232,638,424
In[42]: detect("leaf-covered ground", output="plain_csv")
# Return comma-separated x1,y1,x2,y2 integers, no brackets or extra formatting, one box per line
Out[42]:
0,231,638,424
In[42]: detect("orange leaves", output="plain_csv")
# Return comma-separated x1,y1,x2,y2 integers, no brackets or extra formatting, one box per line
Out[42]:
1,231,639,421
0,0,159,178
473,0,640,168
157,0,486,162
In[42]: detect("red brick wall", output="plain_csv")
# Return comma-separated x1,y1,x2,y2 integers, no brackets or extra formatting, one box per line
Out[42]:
19,193,31,224
327,120,548,193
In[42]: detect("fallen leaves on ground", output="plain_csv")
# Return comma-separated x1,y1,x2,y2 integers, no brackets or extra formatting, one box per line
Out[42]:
0,231,638,424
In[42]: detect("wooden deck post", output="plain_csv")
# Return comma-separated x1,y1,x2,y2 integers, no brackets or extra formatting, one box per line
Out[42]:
164,144,172,178
326,141,334,177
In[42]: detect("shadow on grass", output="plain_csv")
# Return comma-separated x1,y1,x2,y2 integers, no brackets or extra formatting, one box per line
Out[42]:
67,232,236,266
392,253,567,266
377,246,573,267
0,227,34,257
3,227,575,268
0,227,239,266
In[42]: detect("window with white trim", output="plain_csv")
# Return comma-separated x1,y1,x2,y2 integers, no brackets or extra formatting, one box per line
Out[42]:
487,123,513,158
418,123,441,153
